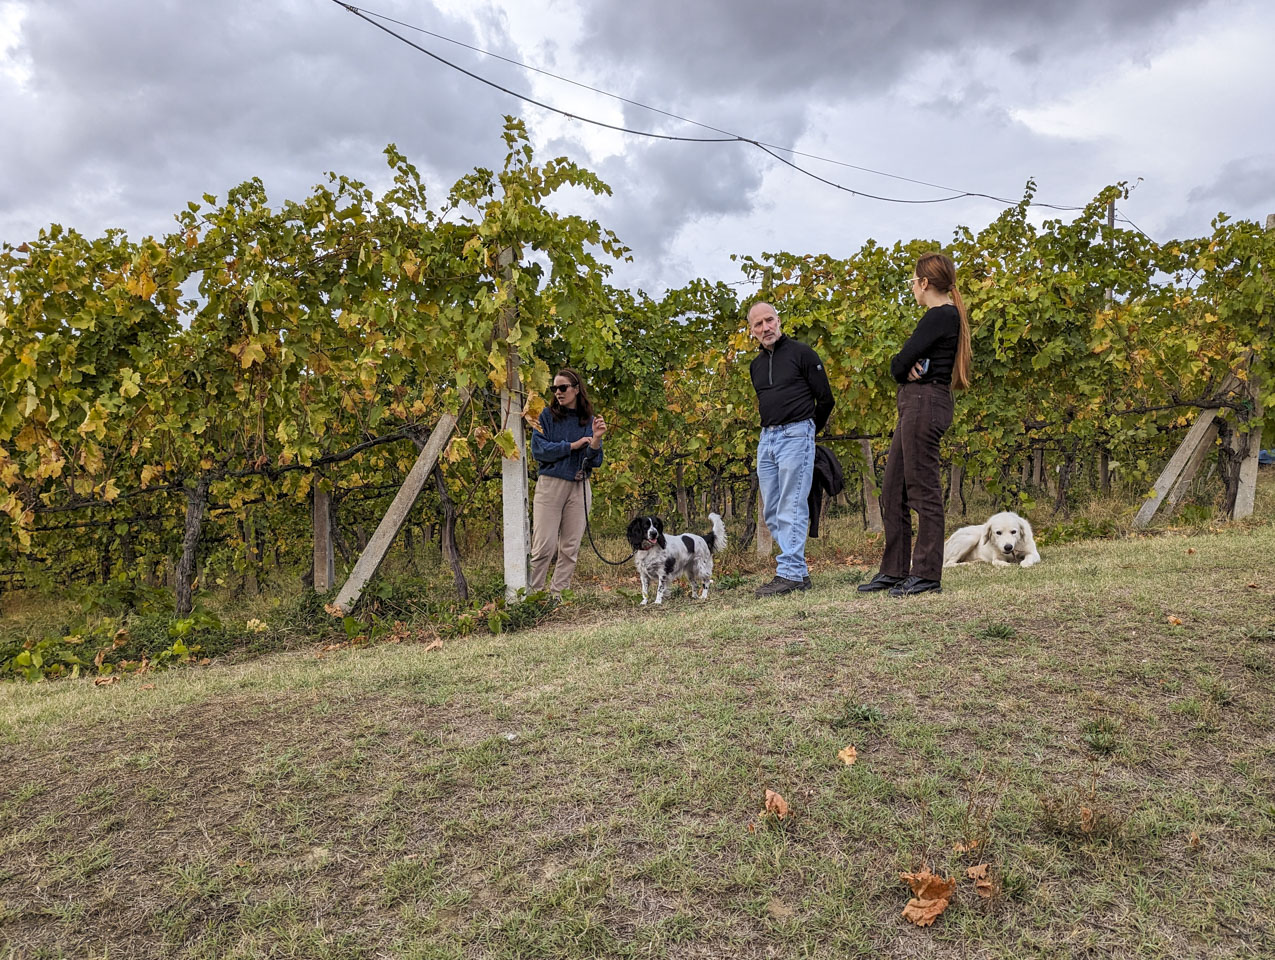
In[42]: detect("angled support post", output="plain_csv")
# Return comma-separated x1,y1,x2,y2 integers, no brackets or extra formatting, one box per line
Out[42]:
1133,371,1240,529
331,391,471,614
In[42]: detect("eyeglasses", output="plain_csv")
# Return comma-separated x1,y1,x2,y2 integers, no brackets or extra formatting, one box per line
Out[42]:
907,277,921,286
551,383,575,393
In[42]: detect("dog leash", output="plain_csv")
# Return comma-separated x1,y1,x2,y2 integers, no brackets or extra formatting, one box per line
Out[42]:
583,513,635,566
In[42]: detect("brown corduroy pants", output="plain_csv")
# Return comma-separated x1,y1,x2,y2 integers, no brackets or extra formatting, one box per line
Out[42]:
880,382,954,582
529,475,591,595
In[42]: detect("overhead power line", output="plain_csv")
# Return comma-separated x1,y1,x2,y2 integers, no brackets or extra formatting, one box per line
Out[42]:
333,2,1094,211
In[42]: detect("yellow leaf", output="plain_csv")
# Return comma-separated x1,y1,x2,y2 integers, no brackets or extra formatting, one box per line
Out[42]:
838,745,858,766
234,340,267,369
125,269,157,301
522,392,546,428
445,437,471,463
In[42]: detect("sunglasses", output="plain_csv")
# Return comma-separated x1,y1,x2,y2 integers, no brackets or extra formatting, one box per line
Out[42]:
551,383,576,393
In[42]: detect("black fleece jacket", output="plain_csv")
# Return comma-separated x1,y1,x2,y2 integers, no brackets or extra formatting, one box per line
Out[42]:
890,303,960,385
750,334,835,431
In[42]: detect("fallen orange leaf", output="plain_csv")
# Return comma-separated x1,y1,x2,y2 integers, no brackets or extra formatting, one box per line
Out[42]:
1187,831,1201,851
765,789,789,819
953,839,981,853
92,676,119,686
899,869,956,927
967,862,997,899
140,683,156,691
838,745,858,766
423,639,443,653
1167,615,1184,626
901,896,950,927
1247,583,1258,589
900,869,956,901
1187,547,1196,554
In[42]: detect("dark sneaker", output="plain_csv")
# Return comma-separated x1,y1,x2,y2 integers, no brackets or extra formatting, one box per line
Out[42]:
803,575,812,590
755,575,806,597
888,575,942,597
857,572,903,593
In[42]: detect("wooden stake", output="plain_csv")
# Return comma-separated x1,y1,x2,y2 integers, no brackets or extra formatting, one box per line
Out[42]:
860,439,884,533
755,487,774,557
1165,420,1218,515
1133,372,1241,528
331,392,470,614
312,485,334,592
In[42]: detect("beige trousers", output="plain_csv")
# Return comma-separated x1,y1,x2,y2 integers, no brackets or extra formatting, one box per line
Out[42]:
529,476,591,595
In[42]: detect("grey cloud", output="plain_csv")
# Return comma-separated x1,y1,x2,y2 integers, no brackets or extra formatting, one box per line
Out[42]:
0,0,529,243
577,0,1209,103
1187,155,1275,212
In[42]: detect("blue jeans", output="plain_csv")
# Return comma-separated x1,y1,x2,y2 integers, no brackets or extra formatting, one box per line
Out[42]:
757,419,815,581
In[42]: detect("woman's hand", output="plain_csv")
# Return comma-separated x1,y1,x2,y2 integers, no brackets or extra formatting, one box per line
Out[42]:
907,360,926,382
570,437,592,451
590,416,608,447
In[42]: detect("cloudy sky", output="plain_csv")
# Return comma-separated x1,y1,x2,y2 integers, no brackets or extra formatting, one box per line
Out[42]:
2,0,1273,295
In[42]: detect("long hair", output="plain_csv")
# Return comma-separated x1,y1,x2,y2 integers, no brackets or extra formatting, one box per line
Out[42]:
915,252,972,390
550,367,594,425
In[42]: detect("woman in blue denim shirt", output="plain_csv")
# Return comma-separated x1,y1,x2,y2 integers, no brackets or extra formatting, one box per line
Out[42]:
529,368,608,596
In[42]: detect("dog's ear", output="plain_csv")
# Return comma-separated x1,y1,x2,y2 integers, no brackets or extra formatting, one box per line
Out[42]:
981,523,994,545
625,517,645,550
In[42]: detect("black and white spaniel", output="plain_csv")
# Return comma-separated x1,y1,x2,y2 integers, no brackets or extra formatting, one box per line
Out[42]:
625,513,727,605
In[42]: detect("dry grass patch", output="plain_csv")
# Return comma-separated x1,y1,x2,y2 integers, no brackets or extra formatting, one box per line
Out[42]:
2,518,1274,958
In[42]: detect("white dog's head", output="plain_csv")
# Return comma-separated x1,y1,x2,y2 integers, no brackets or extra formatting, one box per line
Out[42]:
982,511,1026,558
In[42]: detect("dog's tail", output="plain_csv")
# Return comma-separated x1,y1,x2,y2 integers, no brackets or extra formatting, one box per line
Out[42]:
704,512,727,554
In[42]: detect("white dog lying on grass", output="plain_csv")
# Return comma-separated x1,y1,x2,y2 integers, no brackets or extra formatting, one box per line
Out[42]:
943,510,1041,568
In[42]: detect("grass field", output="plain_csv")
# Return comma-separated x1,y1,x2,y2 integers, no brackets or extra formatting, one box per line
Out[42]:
3,491,1275,958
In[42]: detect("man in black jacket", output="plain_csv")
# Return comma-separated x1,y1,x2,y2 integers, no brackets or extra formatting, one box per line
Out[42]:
747,302,835,596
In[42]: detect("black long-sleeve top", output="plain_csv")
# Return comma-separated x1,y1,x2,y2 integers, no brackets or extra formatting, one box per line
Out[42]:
750,334,835,431
890,303,960,385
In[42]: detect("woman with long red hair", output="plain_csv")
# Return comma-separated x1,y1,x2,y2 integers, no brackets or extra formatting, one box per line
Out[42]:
859,252,971,597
